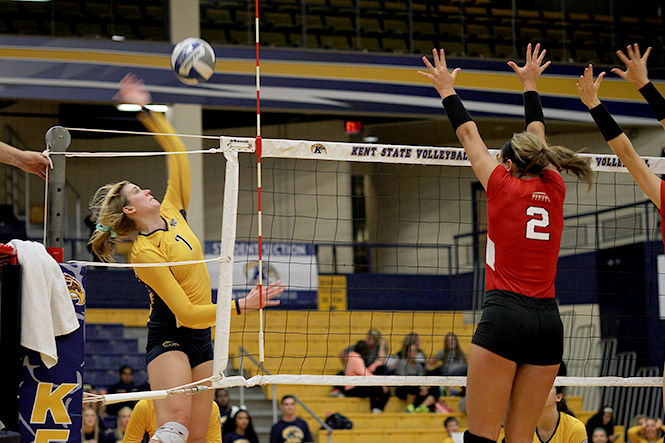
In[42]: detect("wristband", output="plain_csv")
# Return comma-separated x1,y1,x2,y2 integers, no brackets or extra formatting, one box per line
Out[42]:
442,95,473,130
639,81,665,121
235,298,241,315
523,91,545,128
589,103,623,141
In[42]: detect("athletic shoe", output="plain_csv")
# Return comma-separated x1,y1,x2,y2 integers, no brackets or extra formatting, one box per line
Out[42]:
405,404,416,413
415,405,430,413
371,408,383,414
329,389,344,397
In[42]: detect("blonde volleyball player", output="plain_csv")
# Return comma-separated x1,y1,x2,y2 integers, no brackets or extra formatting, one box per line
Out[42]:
578,45,665,412
419,44,593,443
89,74,285,443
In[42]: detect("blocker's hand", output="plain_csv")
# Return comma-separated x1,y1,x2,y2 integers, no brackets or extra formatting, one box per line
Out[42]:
418,49,461,100
612,43,652,88
507,43,551,91
576,64,605,109
240,280,285,311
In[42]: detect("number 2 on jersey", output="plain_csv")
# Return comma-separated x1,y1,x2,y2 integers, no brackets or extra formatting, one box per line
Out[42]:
525,206,550,240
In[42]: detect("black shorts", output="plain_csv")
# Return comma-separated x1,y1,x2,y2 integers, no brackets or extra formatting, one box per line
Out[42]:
471,289,563,365
145,324,213,368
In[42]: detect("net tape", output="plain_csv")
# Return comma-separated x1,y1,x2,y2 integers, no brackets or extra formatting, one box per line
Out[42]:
90,375,663,405
44,132,665,174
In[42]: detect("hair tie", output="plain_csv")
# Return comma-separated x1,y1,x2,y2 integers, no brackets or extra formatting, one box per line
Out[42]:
96,223,117,238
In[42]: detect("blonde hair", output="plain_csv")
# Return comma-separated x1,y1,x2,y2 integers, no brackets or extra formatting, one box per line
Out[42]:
88,180,136,262
81,405,99,441
507,131,594,189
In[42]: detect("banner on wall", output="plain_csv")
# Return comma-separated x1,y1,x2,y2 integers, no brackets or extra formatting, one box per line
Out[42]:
206,242,318,309
19,263,85,443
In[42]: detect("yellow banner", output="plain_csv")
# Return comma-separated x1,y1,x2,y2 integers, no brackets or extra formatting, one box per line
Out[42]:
318,275,347,311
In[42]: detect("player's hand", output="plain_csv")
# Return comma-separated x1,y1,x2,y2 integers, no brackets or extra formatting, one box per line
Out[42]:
17,150,49,179
240,280,285,311
418,49,461,100
576,64,605,109
612,43,651,88
507,43,551,92
113,73,152,107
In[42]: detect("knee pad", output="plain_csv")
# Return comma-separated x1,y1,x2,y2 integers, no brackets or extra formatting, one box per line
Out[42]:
152,421,189,443
464,430,497,443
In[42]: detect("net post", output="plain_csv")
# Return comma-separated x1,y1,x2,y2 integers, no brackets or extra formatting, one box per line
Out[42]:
44,126,70,252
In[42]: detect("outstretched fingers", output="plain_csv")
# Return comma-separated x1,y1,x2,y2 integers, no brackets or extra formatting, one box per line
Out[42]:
642,45,652,62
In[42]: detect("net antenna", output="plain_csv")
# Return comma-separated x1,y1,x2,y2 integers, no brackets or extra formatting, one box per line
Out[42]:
254,0,266,370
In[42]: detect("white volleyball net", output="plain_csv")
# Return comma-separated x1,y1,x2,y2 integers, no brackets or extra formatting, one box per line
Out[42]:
56,130,663,424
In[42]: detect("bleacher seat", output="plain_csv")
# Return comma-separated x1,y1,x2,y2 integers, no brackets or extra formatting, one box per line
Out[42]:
382,36,408,53
202,28,229,44
321,34,352,50
262,31,289,47
360,36,382,52
86,338,139,354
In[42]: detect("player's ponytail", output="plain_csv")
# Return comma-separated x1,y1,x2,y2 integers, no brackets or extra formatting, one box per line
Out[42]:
88,180,136,262
508,131,594,189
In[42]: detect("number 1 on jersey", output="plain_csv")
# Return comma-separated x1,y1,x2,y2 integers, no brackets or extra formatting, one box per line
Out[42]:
525,206,550,240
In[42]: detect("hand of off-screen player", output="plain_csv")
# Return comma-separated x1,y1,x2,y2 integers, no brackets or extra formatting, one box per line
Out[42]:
576,64,605,109
16,149,50,179
239,280,285,311
507,43,551,92
113,73,152,107
418,49,461,100
612,43,652,89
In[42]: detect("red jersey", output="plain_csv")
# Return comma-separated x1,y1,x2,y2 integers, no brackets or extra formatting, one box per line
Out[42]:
485,165,566,298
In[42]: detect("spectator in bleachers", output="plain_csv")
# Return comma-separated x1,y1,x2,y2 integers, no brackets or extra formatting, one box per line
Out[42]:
390,333,426,369
627,417,665,443
443,416,464,443
83,383,109,430
339,329,388,372
82,405,114,443
342,340,390,413
106,365,138,416
222,408,259,443
592,428,610,443
0,140,50,179
394,342,440,413
533,384,586,443
215,388,232,430
123,399,221,443
113,406,132,442
586,406,617,443
270,395,313,443
427,332,468,376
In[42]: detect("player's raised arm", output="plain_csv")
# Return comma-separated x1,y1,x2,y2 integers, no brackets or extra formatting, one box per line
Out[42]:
508,43,551,143
612,44,665,131
577,64,662,208
114,73,191,212
419,49,498,189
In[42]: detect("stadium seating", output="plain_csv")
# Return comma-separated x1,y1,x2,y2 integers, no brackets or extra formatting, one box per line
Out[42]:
84,323,147,390
0,0,660,65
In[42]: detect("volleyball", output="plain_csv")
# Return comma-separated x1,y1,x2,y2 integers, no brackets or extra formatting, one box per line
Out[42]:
170,38,216,85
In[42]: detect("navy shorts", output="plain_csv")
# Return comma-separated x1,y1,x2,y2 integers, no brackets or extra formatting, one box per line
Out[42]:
471,289,563,365
145,324,213,368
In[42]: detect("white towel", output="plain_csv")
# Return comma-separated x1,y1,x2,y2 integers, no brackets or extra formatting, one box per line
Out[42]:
8,240,79,368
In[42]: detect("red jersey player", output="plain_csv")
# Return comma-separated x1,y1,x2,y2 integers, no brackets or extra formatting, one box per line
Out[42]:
419,44,593,443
